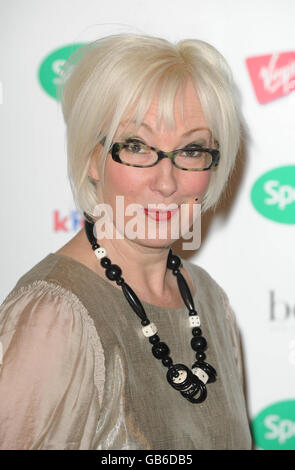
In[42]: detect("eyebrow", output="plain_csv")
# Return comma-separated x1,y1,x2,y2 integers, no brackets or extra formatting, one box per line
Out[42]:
120,120,211,138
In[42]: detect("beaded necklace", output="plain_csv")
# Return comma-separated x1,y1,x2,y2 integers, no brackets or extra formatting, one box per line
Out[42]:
84,212,217,403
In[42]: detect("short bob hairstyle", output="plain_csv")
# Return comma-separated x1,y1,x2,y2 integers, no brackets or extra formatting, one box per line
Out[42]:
59,33,244,219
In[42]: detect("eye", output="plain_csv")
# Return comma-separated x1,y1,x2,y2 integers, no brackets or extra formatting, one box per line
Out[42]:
124,138,146,153
178,145,204,158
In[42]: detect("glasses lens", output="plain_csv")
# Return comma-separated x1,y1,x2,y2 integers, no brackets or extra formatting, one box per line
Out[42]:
119,142,157,166
174,148,212,170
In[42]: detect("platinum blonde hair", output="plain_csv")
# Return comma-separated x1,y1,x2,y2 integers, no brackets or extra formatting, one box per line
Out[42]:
59,33,245,219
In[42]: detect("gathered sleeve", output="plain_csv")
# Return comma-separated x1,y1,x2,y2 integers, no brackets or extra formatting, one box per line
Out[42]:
0,281,105,450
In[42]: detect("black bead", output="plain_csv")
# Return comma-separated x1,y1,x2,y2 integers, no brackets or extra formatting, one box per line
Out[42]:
101,257,111,268
122,282,147,322
171,367,180,379
149,334,160,344
173,269,180,275
176,271,195,311
191,336,207,351
167,254,181,270
141,319,150,326
105,264,122,281
116,277,124,286
195,351,206,361
162,356,173,368
189,310,198,316
192,327,202,336
152,342,170,359
92,243,99,250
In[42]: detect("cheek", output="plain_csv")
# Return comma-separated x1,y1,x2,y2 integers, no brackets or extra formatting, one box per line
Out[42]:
181,170,211,198
104,162,145,201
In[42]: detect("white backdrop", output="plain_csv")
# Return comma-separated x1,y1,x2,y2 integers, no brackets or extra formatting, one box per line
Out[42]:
1,0,295,450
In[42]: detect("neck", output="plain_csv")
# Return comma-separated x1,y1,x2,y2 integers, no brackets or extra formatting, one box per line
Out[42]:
58,225,194,308
97,235,173,297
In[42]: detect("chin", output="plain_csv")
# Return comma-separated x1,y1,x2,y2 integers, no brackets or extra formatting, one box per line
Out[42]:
128,236,176,250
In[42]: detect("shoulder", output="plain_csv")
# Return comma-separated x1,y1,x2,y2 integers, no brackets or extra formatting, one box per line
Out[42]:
0,278,105,407
0,276,102,348
182,258,226,304
1,252,99,327
183,258,237,323
1,279,86,331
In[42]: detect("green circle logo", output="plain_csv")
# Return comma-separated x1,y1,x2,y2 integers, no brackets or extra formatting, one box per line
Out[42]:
251,166,295,224
38,43,86,100
252,400,295,449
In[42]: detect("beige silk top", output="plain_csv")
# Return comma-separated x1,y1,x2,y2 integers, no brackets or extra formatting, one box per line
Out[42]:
0,253,252,450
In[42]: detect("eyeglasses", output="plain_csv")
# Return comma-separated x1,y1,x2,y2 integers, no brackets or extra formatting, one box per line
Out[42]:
103,138,220,171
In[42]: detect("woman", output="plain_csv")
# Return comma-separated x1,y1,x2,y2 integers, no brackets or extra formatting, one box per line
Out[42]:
0,34,252,449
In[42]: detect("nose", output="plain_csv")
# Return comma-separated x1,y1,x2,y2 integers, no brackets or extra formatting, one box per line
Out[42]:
150,155,178,198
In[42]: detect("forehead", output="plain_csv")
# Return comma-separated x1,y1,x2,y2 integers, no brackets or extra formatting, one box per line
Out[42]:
118,80,209,137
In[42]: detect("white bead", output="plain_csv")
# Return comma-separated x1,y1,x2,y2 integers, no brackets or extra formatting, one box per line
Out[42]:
189,315,201,327
192,367,209,384
94,247,107,259
172,369,187,384
142,322,158,337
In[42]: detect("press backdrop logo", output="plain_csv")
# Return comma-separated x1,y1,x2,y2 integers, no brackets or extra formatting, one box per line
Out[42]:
252,400,295,449
251,166,295,224
38,44,86,100
246,52,295,104
53,210,84,232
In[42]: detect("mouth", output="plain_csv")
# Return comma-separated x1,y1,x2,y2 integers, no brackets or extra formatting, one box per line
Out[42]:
143,205,180,221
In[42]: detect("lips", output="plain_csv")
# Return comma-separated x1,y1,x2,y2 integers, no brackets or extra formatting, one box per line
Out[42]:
144,205,180,221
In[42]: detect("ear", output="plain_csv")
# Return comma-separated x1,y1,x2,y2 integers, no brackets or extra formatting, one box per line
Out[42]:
88,147,101,181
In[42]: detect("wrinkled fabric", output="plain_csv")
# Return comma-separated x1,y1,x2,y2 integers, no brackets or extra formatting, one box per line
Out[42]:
0,281,104,449
0,253,252,450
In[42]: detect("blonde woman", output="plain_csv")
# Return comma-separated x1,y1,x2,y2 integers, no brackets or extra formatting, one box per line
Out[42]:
0,34,252,450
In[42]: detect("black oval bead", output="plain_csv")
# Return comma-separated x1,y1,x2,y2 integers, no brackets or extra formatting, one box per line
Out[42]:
84,219,97,245
173,269,180,275
162,356,173,368
92,243,99,250
141,319,150,326
195,351,206,361
192,327,202,336
167,253,181,270
149,334,160,344
176,271,195,311
101,257,111,268
122,282,147,321
152,342,170,359
191,336,207,351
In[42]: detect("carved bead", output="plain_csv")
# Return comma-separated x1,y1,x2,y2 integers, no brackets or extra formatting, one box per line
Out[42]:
94,247,107,259
142,322,158,337
192,367,209,384
189,315,201,327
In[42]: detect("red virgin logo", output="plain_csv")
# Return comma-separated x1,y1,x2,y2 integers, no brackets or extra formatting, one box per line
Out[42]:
246,52,295,104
